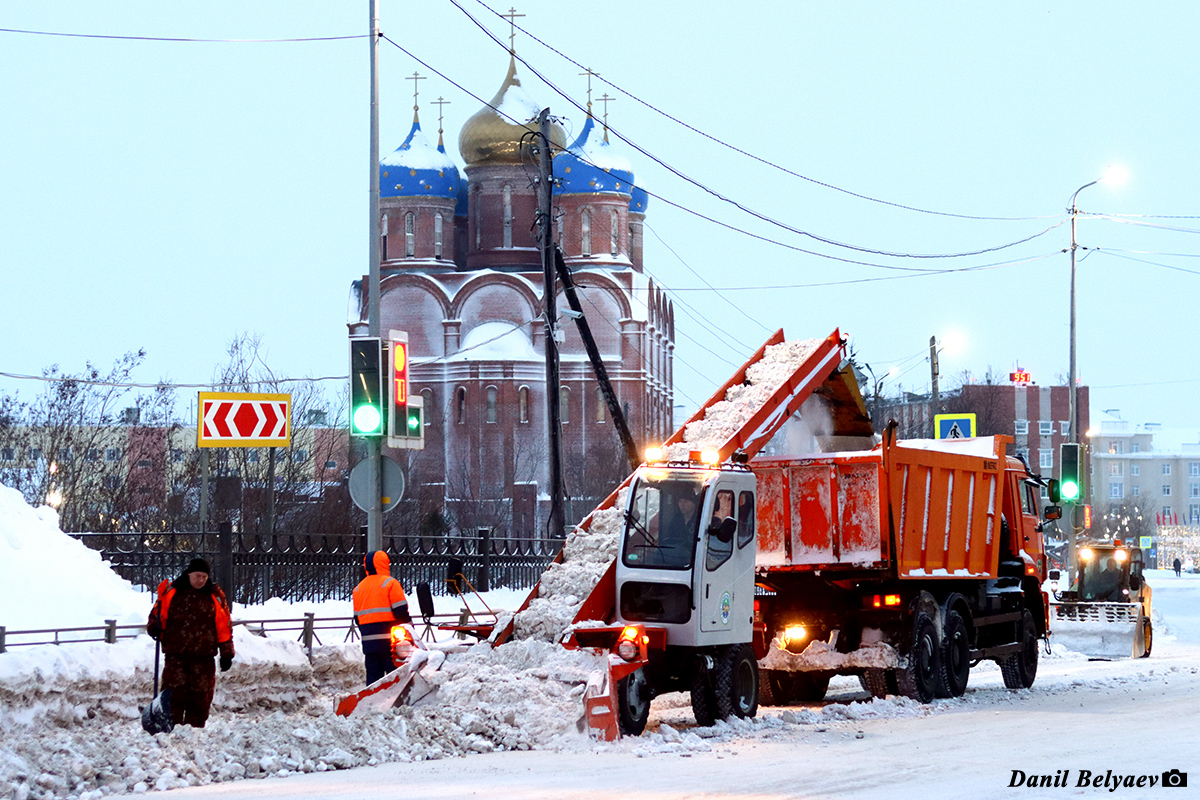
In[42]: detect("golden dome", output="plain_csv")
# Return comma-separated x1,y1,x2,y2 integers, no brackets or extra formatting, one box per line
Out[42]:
458,56,566,167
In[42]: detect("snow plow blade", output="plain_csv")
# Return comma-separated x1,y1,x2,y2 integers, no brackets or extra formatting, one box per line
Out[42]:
335,650,446,716
1051,602,1141,659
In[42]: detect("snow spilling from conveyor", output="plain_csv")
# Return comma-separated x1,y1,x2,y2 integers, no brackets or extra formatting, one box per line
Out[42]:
509,492,626,642
665,338,819,461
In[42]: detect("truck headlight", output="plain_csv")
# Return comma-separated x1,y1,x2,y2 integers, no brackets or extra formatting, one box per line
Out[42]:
780,625,807,653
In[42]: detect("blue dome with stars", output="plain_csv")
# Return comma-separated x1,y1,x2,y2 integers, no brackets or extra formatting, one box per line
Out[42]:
554,115,634,196
380,114,460,199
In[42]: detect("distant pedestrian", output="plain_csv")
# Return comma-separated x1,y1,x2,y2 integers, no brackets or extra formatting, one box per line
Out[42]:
352,551,414,686
146,558,235,728
1174,557,1183,577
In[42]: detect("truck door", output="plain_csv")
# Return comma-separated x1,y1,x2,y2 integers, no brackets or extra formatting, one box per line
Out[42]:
699,480,755,639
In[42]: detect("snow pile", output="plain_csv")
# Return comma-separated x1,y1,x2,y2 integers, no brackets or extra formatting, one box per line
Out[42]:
0,639,606,799
665,338,819,460
511,494,625,641
0,484,151,637
759,639,898,672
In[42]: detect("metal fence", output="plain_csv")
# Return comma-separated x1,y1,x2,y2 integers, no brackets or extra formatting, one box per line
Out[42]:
71,529,561,605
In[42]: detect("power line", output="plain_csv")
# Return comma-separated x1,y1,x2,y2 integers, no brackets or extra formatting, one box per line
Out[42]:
0,370,346,390
1094,250,1200,277
461,0,1060,223
0,26,366,43
446,3,1067,260
1083,214,1200,236
642,223,772,339
380,34,1069,274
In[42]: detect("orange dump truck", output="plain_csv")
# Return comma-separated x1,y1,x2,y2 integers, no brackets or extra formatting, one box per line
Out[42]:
752,426,1051,704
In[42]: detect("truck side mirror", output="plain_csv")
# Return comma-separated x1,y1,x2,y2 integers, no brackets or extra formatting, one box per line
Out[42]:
1129,574,1141,590
709,516,736,544
1048,569,1061,582
1048,479,1061,504
1044,505,1062,521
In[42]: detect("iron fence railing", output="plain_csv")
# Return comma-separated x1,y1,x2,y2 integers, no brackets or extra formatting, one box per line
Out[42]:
0,610,496,658
70,530,559,606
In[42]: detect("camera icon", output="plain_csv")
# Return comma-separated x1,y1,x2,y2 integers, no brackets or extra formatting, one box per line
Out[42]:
1162,769,1187,788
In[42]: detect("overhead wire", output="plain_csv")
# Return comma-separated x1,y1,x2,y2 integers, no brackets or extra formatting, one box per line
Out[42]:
461,0,1060,223
380,34,1070,277
643,223,773,338
0,26,366,43
1093,250,1200,277
445,2,1067,260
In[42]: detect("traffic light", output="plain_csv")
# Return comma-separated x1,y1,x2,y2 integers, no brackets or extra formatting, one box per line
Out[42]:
1059,442,1082,503
388,334,408,440
349,337,384,436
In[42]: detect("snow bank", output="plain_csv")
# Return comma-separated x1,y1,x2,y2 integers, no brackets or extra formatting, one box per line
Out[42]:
0,484,151,637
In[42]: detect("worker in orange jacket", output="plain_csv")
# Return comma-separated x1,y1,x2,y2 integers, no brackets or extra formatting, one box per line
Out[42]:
146,558,235,728
353,550,413,685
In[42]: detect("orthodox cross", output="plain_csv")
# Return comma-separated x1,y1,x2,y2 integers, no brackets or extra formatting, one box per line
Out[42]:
599,92,616,137
431,96,451,137
579,67,600,114
407,71,426,114
501,8,525,53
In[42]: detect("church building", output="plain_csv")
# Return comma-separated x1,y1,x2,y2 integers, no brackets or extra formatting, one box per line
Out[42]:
348,55,675,539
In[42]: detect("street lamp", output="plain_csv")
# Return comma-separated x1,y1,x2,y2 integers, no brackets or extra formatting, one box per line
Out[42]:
1065,165,1126,585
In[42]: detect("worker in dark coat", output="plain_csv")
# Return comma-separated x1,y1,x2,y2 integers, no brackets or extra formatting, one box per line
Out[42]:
352,550,413,686
146,558,235,728
1175,557,1183,577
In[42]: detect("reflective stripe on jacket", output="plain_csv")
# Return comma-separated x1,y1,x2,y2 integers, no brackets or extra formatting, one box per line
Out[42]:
352,551,410,653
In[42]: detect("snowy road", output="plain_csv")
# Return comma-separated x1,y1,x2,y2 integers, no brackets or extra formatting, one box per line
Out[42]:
162,573,1200,800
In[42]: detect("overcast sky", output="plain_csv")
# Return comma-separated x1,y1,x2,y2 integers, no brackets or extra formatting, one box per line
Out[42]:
3,1,1199,432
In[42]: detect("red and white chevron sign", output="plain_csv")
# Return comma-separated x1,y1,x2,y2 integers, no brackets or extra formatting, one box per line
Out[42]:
197,392,291,448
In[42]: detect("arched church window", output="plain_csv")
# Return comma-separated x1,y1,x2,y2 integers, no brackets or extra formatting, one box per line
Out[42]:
434,213,444,259
486,386,498,423
581,209,591,257
610,210,619,256
455,387,466,425
502,184,513,249
518,386,529,423
421,388,433,426
381,214,389,260
405,212,415,257
560,386,570,423
596,388,606,423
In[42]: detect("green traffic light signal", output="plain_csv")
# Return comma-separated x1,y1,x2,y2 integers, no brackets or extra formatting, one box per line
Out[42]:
1059,442,1082,503
349,338,384,437
406,405,422,432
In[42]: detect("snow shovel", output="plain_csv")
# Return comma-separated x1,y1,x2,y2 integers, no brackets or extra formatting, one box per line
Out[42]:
1050,601,1139,659
141,640,174,734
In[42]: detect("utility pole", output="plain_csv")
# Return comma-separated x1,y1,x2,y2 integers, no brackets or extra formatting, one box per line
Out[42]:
929,335,939,438
536,108,566,540
1066,180,1096,588
365,0,383,550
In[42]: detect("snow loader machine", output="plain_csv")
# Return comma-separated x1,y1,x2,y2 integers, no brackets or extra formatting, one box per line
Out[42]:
1049,540,1153,659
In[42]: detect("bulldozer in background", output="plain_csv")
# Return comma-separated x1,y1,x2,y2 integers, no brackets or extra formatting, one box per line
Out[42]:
1049,541,1152,659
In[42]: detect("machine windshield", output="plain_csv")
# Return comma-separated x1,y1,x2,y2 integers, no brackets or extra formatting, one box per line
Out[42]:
623,474,706,570
1077,550,1127,602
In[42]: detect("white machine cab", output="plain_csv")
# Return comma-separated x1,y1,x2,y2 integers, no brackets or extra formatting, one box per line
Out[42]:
616,463,757,648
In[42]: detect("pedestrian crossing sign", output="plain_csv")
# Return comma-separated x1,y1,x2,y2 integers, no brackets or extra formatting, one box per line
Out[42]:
934,413,976,439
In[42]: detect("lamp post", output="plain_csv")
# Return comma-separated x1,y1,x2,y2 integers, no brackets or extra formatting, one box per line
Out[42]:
1064,166,1126,585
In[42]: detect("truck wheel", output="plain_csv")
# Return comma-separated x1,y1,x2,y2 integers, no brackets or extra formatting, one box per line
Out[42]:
1140,619,1153,658
691,664,717,727
617,669,650,736
937,610,971,698
896,612,940,703
861,669,894,699
792,671,830,702
715,644,759,720
1000,609,1038,689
